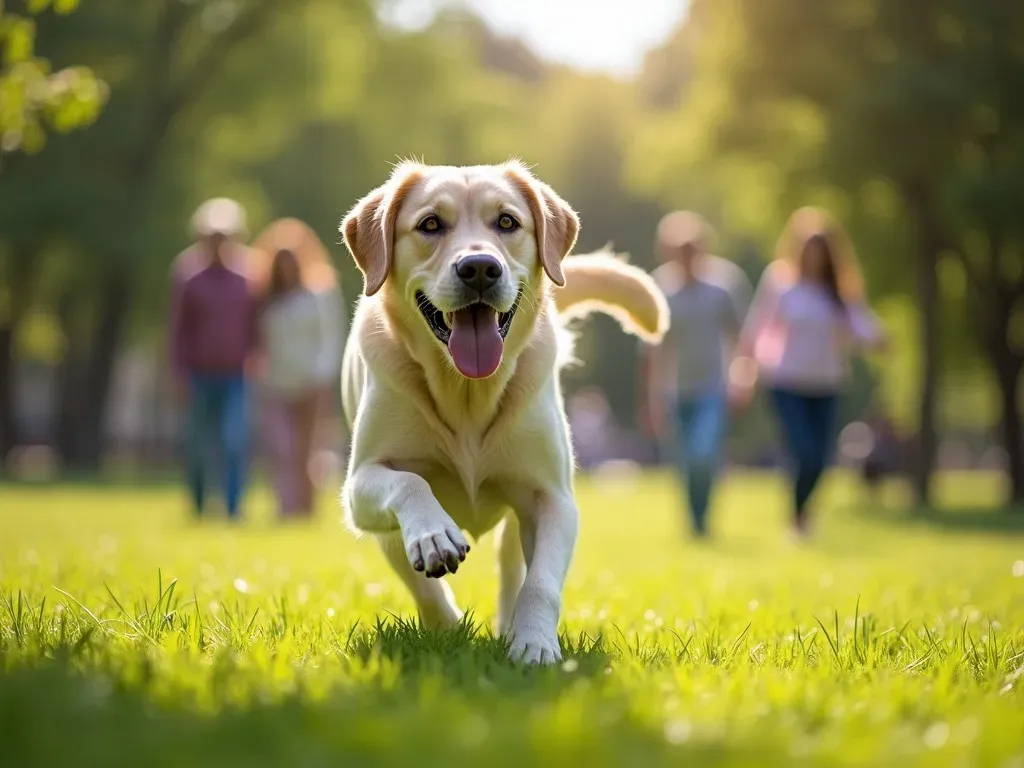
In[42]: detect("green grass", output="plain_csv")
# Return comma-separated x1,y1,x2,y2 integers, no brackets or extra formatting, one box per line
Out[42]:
2,470,1023,767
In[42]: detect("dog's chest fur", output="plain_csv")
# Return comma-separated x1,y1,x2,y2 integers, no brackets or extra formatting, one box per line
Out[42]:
395,434,514,539
346,305,571,539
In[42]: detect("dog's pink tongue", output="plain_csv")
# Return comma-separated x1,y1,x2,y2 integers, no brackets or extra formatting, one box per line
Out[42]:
447,306,503,379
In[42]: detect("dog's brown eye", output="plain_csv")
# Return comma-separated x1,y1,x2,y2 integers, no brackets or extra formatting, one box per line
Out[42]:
417,215,443,234
497,214,520,232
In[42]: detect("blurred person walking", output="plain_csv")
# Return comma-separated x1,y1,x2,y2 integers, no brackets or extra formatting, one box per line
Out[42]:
169,198,260,520
640,211,752,538
252,219,345,520
730,208,887,539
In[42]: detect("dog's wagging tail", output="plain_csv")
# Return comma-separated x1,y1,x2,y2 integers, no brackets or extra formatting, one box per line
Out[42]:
553,250,670,345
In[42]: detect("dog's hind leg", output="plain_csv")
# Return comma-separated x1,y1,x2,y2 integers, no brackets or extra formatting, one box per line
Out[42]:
379,534,462,630
495,513,526,635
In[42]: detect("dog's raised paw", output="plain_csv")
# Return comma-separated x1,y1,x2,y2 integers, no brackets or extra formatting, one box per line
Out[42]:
405,522,470,578
507,631,562,665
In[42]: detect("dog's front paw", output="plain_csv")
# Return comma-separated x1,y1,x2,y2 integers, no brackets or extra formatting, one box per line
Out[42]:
404,518,470,578
507,627,562,665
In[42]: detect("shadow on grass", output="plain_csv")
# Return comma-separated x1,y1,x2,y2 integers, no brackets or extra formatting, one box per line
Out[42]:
0,472,183,489
903,506,1024,534
843,502,1024,536
0,617,759,768
344,611,616,682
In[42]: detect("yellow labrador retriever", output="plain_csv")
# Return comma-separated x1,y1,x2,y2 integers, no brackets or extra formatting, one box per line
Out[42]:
339,160,668,664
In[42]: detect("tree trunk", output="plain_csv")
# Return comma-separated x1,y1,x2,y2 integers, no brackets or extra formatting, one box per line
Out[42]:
63,270,132,472
54,291,89,466
991,338,1024,507
0,325,15,463
967,219,1023,508
0,253,34,462
905,184,942,508
997,361,1024,506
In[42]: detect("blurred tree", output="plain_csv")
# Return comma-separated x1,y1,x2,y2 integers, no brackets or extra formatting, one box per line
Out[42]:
0,0,107,459
735,0,1024,505
636,17,694,111
0,0,107,162
0,0,317,468
1,0,921,476
631,0,1024,506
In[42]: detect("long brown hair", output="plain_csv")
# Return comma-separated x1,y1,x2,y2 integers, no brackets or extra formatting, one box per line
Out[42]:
773,207,864,310
265,248,302,303
803,233,845,310
251,217,337,300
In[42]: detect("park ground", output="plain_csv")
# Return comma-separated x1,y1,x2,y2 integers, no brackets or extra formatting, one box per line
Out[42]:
1,470,1023,767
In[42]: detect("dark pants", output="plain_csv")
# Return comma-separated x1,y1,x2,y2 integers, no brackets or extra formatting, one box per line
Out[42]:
186,372,249,518
769,387,839,525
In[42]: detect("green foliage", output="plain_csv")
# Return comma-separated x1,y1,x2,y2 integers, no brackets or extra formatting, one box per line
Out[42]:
0,0,106,157
1,474,1023,765
0,0,1015,464
628,0,1024,434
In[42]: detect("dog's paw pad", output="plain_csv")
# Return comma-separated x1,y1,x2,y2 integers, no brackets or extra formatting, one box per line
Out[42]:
406,525,469,578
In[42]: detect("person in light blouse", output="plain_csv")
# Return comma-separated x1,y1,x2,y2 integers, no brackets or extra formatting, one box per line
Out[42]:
251,219,345,519
730,207,888,539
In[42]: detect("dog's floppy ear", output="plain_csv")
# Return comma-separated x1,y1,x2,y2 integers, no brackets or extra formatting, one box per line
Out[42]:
341,163,423,296
504,163,580,287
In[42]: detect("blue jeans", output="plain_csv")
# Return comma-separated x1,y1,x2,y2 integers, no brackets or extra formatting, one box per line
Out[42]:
186,372,250,518
673,391,728,535
769,388,840,524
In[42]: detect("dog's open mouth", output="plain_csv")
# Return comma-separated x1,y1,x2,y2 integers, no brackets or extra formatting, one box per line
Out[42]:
416,289,522,379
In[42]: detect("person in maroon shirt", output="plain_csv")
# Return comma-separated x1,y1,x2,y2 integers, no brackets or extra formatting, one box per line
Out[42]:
169,198,260,519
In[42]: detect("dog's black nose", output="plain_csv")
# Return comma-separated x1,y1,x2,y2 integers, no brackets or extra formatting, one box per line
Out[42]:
455,254,503,292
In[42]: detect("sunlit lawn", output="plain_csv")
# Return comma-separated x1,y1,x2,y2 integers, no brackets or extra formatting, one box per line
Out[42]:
1,470,1023,767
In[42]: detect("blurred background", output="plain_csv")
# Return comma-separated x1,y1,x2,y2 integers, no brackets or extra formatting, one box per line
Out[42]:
1,0,1021,510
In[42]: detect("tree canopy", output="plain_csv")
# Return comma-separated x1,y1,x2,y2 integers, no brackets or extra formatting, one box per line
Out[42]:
1,0,1021,504
0,0,107,161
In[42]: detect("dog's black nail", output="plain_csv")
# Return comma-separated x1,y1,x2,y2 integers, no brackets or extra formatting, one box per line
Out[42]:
413,560,425,571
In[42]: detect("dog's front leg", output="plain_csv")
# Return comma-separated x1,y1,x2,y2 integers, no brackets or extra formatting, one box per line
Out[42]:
344,463,470,578
506,489,578,665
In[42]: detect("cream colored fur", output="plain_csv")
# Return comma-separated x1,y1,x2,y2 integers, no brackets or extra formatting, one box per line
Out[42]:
555,249,669,344
338,160,668,665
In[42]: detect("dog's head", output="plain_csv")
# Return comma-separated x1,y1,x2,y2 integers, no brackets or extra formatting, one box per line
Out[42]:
341,161,579,379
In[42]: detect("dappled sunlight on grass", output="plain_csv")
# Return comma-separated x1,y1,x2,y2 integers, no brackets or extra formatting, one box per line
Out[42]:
1,471,1022,766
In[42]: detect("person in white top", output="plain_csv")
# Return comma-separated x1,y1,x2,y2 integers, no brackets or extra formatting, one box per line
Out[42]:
730,207,887,538
252,219,346,519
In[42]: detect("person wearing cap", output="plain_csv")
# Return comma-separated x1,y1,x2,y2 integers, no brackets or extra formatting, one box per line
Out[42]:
639,211,752,539
168,198,260,520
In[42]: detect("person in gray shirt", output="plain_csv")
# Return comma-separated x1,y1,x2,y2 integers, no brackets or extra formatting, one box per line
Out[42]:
639,211,751,538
